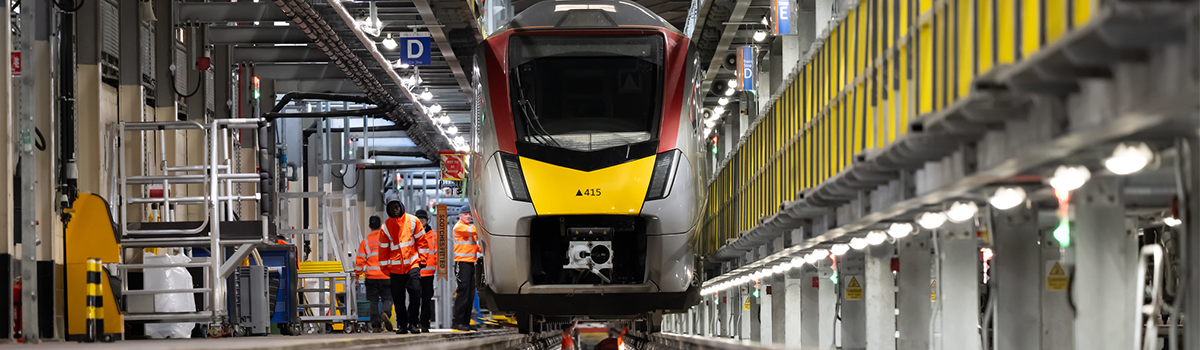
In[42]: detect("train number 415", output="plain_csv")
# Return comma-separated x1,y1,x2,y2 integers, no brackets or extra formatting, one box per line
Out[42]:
576,188,601,196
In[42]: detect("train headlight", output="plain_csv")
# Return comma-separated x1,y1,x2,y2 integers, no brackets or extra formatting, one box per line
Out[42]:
645,150,680,200
497,152,531,202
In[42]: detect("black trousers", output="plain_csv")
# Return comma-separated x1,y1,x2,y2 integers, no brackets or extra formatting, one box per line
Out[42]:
452,261,476,326
420,275,435,327
389,269,421,329
363,278,393,329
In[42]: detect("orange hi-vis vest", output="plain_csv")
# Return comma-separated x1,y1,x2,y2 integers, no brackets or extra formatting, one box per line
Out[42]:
419,225,438,277
382,213,429,275
453,220,480,263
355,229,390,280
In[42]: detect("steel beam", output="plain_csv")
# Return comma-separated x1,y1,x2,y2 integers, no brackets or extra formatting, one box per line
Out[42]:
1041,220,1074,349
232,46,329,63
992,204,1041,350
208,26,310,45
817,262,836,350
897,230,931,350
700,0,752,93
1072,177,1137,350
274,79,363,94
254,64,348,80
410,0,474,94
178,2,289,22
17,0,43,340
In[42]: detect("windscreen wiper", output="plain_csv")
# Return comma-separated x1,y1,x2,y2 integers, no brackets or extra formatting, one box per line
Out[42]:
513,70,561,147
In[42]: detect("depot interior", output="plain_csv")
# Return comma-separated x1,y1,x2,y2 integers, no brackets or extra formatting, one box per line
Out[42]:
0,0,1197,349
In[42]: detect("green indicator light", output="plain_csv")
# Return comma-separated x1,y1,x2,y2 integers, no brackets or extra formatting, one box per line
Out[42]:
1053,218,1071,247
830,271,839,285
752,288,759,298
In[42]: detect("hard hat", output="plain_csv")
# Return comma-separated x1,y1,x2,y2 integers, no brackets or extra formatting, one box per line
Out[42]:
383,190,402,207
457,205,471,215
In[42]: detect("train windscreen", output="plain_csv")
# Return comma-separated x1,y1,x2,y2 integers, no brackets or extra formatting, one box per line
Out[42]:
509,35,664,152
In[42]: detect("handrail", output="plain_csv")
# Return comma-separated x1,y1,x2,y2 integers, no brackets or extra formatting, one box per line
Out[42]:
119,122,211,237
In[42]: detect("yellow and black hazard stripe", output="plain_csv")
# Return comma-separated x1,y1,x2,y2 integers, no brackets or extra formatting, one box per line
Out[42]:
84,257,105,343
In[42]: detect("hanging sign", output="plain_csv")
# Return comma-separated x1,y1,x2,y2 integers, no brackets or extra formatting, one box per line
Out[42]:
736,46,755,91
845,276,863,300
397,33,433,66
436,204,449,280
439,150,467,181
771,0,791,35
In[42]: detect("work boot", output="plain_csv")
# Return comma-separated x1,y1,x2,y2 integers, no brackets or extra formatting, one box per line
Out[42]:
420,325,430,333
395,326,408,335
453,324,474,332
408,325,421,335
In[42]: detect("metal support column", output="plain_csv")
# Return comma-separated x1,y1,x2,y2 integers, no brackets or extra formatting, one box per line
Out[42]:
937,220,981,350
1041,222,1074,349
1183,137,1200,350
799,265,820,348
840,252,866,350
759,280,770,342
784,269,804,347
864,242,896,350
771,274,787,345
818,261,837,350
992,203,1041,350
17,0,45,340
1072,177,1136,350
897,230,932,350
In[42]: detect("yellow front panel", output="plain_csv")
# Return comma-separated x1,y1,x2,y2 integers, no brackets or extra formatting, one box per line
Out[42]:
521,156,655,215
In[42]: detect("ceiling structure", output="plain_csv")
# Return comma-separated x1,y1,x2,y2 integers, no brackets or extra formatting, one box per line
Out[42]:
203,0,775,160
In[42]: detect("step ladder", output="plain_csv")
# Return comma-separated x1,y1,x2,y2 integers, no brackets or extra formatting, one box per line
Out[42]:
113,118,268,335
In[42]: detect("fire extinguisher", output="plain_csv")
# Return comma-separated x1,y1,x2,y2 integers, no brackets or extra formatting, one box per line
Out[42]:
13,280,21,340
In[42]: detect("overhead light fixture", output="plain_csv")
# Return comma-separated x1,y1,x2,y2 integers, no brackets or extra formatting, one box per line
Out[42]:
1049,165,1091,192
830,244,850,256
704,127,713,136
420,87,433,101
916,212,947,230
446,126,458,135
454,135,465,144
946,201,979,223
772,265,786,275
1165,217,1182,227
428,103,442,114
713,106,725,115
888,222,914,239
803,252,819,264
718,97,729,106
753,30,768,42
392,60,411,69
381,33,397,50
727,80,737,88
438,115,451,125
865,231,887,245
811,249,830,260
1105,142,1154,175
725,88,736,96
761,16,769,26
848,237,868,250
989,187,1027,210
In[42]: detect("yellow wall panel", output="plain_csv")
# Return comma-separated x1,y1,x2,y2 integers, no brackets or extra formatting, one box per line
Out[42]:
1074,0,1093,27
918,23,933,114
998,0,1016,64
1046,0,1067,44
1021,0,1040,58
978,0,995,73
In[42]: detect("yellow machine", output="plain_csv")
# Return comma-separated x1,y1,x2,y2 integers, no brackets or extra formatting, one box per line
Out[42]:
65,193,124,341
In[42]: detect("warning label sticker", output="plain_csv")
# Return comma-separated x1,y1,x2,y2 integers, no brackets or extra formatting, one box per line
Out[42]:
743,297,752,310
845,277,863,300
930,281,936,301
1047,262,1069,291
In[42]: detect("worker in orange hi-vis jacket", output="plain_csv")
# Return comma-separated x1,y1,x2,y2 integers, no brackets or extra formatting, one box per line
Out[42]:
381,191,430,335
354,216,393,333
414,209,438,332
451,205,480,332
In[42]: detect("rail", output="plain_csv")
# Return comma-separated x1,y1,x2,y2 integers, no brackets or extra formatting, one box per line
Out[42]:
623,331,791,350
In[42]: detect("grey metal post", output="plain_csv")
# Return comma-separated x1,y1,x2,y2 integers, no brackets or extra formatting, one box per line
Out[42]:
1072,177,1136,350
840,252,866,350
18,0,42,341
759,280,771,342
1041,225,1074,349
865,242,896,350
799,265,820,348
992,203,1041,350
818,261,837,350
785,269,804,346
1184,137,1200,350
897,230,932,350
937,220,980,350
771,274,787,344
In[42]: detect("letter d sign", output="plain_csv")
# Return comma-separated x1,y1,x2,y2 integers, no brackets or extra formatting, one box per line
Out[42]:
399,37,432,66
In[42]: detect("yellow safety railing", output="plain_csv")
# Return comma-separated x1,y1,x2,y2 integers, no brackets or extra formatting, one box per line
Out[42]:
700,0,1099,255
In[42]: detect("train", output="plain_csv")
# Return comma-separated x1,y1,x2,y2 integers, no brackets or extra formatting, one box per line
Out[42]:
467,0,708,332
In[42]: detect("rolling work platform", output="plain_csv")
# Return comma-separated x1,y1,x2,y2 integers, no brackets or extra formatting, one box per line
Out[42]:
114,118,271,337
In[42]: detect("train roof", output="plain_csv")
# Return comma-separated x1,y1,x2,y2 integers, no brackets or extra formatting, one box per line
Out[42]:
499,0,680,34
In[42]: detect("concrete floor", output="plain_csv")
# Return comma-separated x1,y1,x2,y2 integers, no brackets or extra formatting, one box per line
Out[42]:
0,329,480,350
